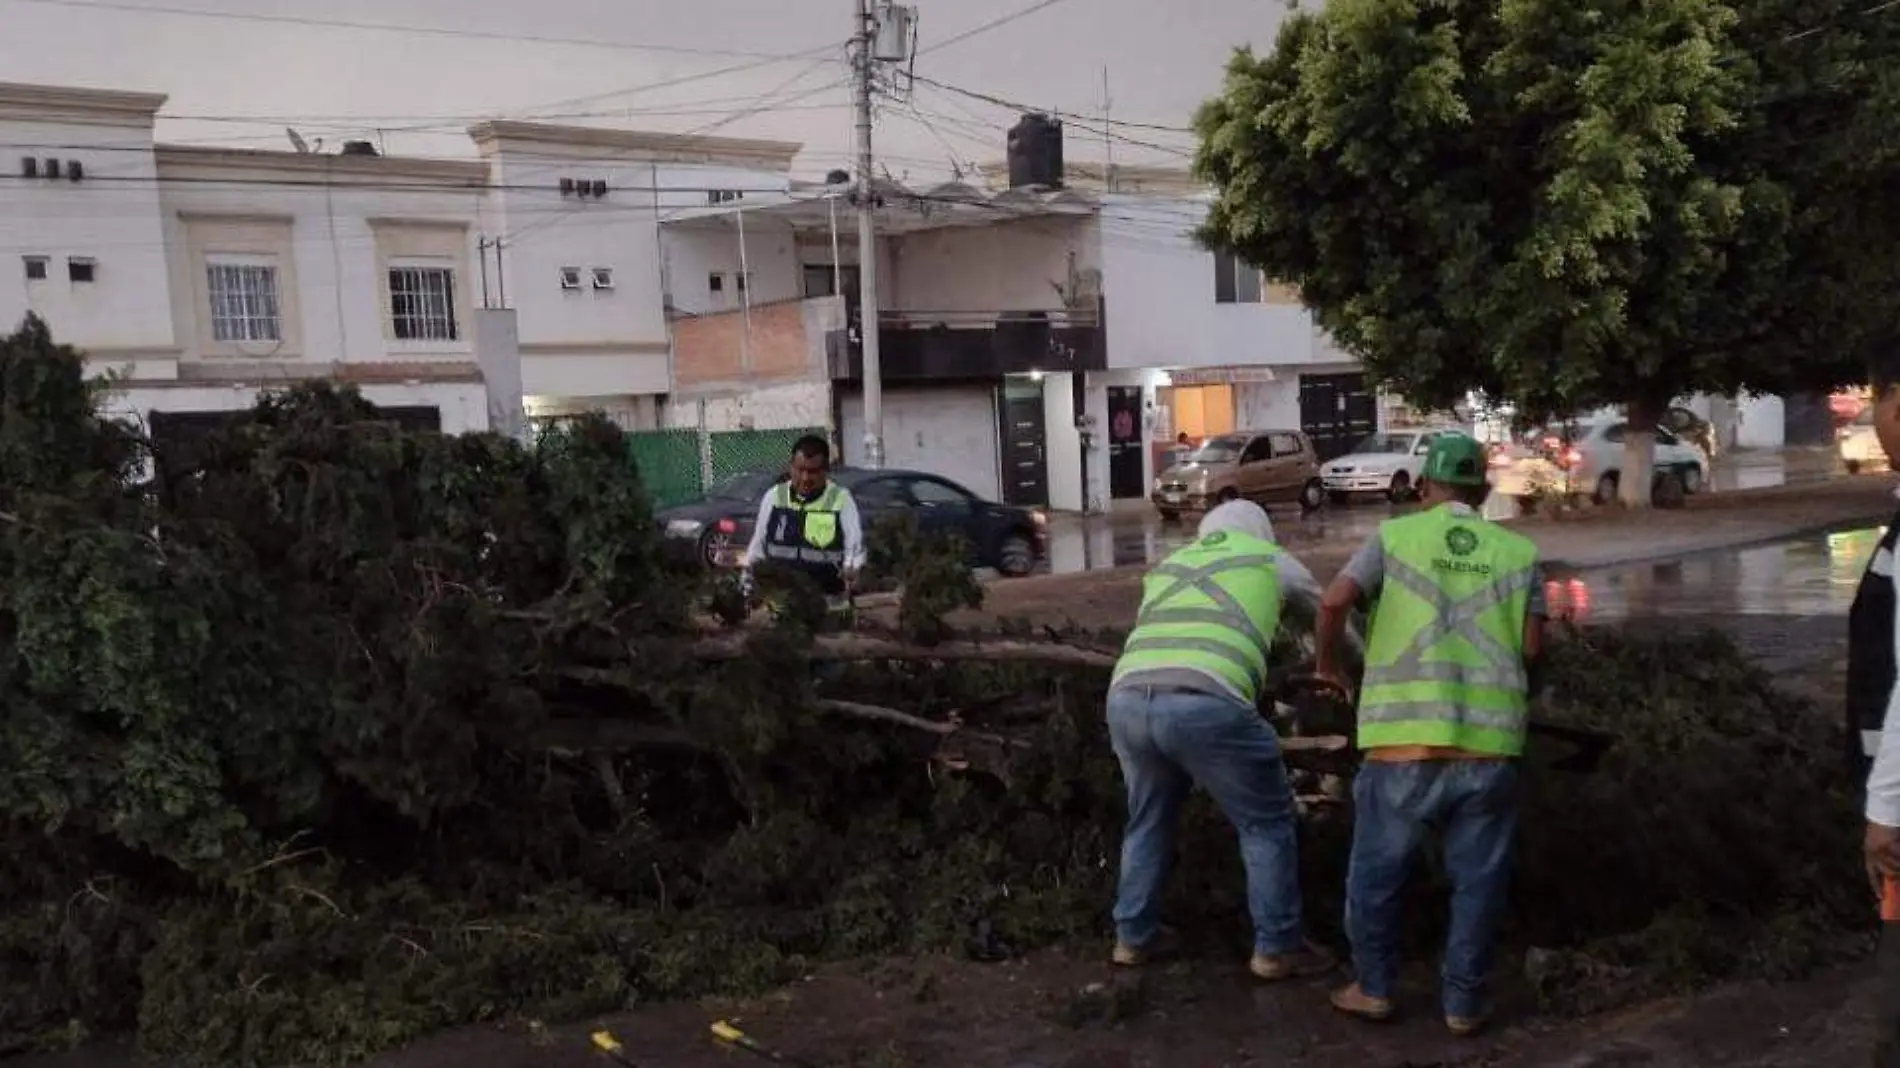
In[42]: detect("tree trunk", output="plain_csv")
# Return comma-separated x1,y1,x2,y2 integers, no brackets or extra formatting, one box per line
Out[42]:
1619,396,1664,508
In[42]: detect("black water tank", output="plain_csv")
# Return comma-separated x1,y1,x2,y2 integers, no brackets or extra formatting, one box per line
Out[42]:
1007,113,1063,189
340,140,379,157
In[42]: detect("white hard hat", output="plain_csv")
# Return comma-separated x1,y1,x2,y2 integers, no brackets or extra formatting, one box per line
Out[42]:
1198,498,1276,544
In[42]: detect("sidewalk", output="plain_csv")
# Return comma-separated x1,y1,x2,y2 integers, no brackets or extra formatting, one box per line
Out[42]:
979,476,1898,629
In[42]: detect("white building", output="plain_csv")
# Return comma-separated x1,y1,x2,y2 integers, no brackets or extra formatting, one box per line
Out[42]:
0,81,811,451
2,82,496,434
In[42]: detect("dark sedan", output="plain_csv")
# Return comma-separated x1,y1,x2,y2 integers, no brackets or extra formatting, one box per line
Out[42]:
657,467,1049,576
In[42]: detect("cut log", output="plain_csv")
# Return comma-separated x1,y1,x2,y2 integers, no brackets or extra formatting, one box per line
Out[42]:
689,632,1119,668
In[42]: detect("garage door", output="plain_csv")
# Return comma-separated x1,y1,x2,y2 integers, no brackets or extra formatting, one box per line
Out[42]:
839,386,1002,501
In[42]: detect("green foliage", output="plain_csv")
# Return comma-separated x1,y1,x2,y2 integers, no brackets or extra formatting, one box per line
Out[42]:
864,512,984,644
1193,0,1900,422
0,316,1865,1064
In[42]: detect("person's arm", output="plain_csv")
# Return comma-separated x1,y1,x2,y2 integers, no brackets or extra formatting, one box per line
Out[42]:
1316,536,1383,685
839,490,865,575
741,491,774,568
1865,569,1900,898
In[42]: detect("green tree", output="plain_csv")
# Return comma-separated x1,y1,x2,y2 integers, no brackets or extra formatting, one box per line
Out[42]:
1195,0,1900,504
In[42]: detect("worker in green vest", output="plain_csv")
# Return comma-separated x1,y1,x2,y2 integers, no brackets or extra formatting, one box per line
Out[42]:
1106,498,1335,981
1313,432,1546,1036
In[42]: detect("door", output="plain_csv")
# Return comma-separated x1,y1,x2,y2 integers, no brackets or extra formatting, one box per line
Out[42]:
839,386,1002,501
904,474,982,562
999,379,1049,507
1106,386,1146,499
1236,434,1277,500
1269,431,1310,500
1298,373,1378,461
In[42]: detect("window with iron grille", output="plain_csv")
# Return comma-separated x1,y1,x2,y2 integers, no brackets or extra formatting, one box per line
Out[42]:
389,265,458,341
206,262,283,343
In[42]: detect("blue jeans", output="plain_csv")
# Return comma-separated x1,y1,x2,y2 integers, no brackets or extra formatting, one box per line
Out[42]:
1106,684,1305,956
1345,759,1519,1019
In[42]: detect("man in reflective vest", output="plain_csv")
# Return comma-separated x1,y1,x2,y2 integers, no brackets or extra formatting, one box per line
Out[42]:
741,434,864,596
1314,432,1546,1036
1106,498,1335,980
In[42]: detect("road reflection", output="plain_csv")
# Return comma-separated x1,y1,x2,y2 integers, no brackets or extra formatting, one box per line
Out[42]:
1542,525,1883,623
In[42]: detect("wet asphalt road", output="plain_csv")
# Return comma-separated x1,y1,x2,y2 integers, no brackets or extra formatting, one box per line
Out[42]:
1044,448,1852,582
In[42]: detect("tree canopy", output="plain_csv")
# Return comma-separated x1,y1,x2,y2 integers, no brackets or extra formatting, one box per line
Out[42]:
1193,0,1900,431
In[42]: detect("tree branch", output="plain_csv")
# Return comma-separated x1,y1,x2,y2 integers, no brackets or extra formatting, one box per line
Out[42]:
690,633,1119,668
814,699,1031,748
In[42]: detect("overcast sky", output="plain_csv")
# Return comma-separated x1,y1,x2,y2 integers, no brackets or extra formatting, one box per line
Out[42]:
0,0,1289,179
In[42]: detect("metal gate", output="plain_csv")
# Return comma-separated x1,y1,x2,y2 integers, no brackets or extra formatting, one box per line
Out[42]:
1298,373,1377,462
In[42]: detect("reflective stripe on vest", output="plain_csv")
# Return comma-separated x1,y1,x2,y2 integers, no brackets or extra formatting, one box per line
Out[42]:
1111,531,1282,704
1357,509,1536,756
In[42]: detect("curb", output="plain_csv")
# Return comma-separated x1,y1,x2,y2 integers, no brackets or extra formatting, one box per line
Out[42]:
1544,511,1891,575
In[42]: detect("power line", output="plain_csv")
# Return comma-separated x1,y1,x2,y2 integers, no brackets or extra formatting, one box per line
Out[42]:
917,0,1079,56
910,74,1193,134
4,0,817,58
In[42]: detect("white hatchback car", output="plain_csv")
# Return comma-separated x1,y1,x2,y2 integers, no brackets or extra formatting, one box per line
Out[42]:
1840,406,1886,473
1320,429,1450,503
1491,420,1709,503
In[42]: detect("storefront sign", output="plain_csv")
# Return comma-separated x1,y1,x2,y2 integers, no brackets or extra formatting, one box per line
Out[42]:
1167,366,1278,386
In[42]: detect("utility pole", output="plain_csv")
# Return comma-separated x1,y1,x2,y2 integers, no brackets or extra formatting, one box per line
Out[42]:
1101,66,1115,193
853,0,886,468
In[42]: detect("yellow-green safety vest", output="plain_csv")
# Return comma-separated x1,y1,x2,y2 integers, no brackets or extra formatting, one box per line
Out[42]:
764,481,845,565
1110,529,1283,705
1357,505,1538,756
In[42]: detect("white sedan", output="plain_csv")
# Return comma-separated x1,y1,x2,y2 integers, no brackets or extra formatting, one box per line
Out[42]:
1320,430,1447,503
1491,421,1709,503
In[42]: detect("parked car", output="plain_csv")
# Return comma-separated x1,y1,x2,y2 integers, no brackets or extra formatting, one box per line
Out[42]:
1490,420,1709,504
1840,405,1885,473
656,466,1048,576
1319,428,1456,504
1151,429,1325,520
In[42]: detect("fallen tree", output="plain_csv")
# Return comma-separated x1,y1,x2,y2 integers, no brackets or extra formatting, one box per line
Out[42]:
0,317,1865,1066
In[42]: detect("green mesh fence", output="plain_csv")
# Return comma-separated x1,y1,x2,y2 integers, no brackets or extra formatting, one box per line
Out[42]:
708,427,825,485
616,426,826,507
624,428,703,509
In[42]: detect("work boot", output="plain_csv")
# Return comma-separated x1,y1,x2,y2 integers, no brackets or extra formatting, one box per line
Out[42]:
1111,927,1179,967
1330,983,1395,1022
1249,940,1336,981
1445,1013,1488,1038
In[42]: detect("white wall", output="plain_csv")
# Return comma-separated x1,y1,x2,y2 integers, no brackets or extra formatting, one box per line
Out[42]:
1041,372,1083,512
885,217,1098,312
1097,195,1346,371
1235,379,1301,430
156,159,487,368
0,117,177,353
659,216,801,316
1737,392,1786,449
660,379,832,433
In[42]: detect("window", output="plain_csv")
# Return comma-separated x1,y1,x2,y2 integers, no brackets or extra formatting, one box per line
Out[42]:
708,272,725,295
1213,250,1261,304
22,256,47,281
591,267,615,291
1269,432,1304,456
67,257,95,283
908,477,973,512
206,261,283,343
853,477,907,510
559,267,582,290
735,271,751,295
388,266,458,341
1239,437,1274,464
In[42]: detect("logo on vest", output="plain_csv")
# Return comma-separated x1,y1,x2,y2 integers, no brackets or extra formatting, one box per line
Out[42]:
1200,532,1228,547
1433,525,1493,575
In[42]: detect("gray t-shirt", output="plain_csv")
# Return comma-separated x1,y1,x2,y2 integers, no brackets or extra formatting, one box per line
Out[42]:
1340,504,1548,617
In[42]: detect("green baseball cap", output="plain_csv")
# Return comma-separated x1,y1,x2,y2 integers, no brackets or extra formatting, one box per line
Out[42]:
1421,433,1489,487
